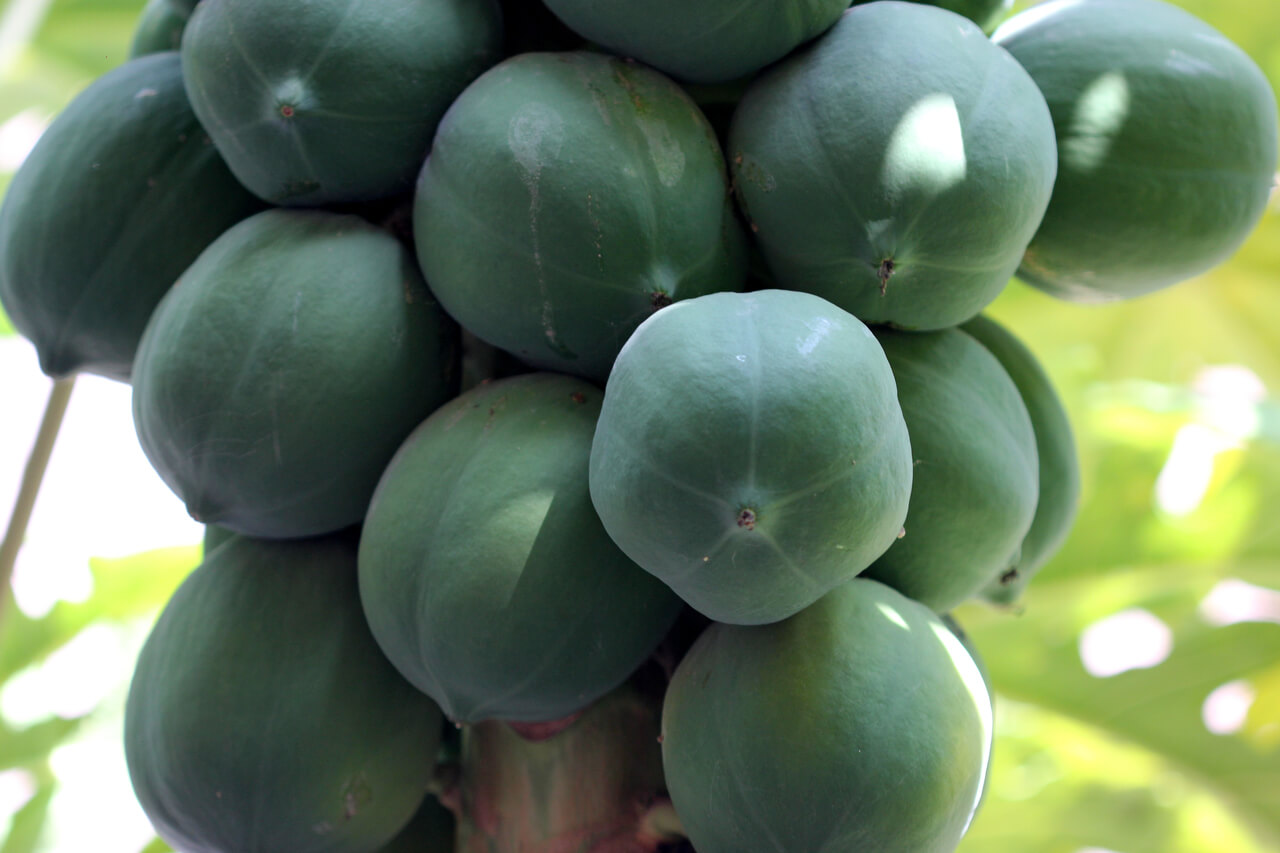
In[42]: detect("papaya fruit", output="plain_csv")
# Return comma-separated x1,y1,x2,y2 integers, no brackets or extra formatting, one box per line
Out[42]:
941,612,995,813
729,1,1058,330
129,0,190,57
539,0,848,84
125,533,443,853
863,328,1039,612
358,373,683,724
995,0,1278,302
200,524,234,556
589,290,913,626
661,578,992,853
961,315,1080,604
414,51,746,382
377,795,454,853
181,0,503,205
131,209,460,539
0,52,262,381
853,0,1010,33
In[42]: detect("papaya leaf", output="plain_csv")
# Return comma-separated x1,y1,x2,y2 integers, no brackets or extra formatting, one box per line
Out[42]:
0,545,196,683
0,778,53,853
0,716,79,770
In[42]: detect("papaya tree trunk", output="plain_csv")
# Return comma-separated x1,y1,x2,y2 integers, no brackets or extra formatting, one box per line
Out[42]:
445,686,685,853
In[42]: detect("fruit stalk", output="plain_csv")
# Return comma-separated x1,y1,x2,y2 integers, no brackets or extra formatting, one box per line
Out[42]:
0,377,74,622
447,686,682,852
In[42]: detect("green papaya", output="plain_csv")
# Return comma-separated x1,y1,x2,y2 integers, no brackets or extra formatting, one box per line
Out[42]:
131,209,460,539
662,578,992,853
941,612,995,813
414,51,746,382
539,0,848,84
995,0,1278,302
200,524,234,556
0,52,262,380
377,795,454,853
589,290,913,626
730,2,1058,330
853,0,1010,32
962,315,1080,604
359,374,683,724
129,0,191,57
125,534,443,853
864,328,1039,612
181,0,503,205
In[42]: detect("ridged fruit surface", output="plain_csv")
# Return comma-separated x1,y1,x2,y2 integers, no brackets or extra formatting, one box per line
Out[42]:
962,315,1080,604
125,533,443,853
0,52,261,380
359,373,683,723
864,328,1039,612
132,209,460,539
540,0,849,83
589,290,913,625
996,0,1278,302
414,51,746,383
662,578,993,853
730,2,1057,330
181,0,503,205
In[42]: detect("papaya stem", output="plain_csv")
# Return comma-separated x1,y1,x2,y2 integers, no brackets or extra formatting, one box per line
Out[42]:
0,377,75,624
637,799,684,845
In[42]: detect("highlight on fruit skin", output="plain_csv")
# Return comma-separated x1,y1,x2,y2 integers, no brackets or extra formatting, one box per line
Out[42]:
589,289,913,626
996,0,1279,302
729,1,1058,331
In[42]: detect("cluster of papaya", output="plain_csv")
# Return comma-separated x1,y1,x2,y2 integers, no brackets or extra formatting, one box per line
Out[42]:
1,0,1274,850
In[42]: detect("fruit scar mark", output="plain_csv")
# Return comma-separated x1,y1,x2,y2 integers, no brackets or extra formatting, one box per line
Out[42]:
998,567,1019,585
878,258,895,295
737,508,757,530
586,192,605,272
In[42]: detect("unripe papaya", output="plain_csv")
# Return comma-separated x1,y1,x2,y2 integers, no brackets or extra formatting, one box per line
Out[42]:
129,0,190,57
864,328,1039,612
181,0,503,205
730,2,1058,330
853,0,1010,32
359,374,683,724
589,290,913,625
414,51,747,382
132,209,460,539
995,0,1278,301
662,578,992,853
539,0,849,84
962,315,1080,604
0,52,262,380
125,533,443,853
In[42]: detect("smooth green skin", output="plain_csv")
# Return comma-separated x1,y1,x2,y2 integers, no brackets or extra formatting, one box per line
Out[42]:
996,0,1278,302
962,315,1081,605
129,0,191,57
864,328,1039,612
730,2,1058,331
377,795,453,853
181,0,503,205
0,52,261,381
854,0,1011,32
359,373,683,724
662,578,993,853
941,612,995,813
125,534,443,853
589,290,913,626
132,209,460,539
200,524,234,556
540,0,848,84
414,51,747,383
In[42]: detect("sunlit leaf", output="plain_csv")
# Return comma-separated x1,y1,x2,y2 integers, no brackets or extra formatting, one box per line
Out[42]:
0,716,79,771
0,545,197,683
137,837,171,853
0,778,53,853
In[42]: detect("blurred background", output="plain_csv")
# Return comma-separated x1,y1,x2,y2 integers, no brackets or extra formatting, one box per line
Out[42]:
0,0,1277,851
